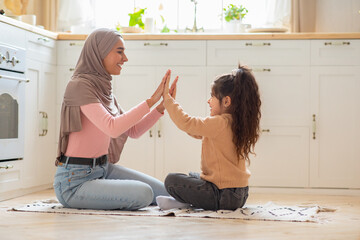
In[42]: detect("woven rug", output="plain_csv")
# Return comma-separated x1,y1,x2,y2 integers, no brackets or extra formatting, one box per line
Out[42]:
9,199,335,222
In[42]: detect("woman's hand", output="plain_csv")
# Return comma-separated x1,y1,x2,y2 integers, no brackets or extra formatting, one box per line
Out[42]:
147,69,170,108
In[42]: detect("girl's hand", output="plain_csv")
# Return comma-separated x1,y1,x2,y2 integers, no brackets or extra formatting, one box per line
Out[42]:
147,69,170,108
156,76,178,113
164,74,178,99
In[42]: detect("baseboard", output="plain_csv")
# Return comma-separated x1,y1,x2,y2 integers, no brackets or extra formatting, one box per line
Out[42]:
0,184,53,201
249,186,360,196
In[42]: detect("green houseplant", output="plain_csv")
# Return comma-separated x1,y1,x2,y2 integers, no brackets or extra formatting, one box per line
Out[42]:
128,8,147,29
223,4,248,32
223,4,248,22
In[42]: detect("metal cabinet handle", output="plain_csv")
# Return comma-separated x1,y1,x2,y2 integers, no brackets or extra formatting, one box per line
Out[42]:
0,74,30,83
69,42,84,46
144,42,168,47
312,114,316,139
0,165,14,169
158,130,161,138
261,129,270,133
69,68,75,72
39,111,48,136
324,41,350,46
149,130,153,137
37,37,50,42
253,68,271,72
245,42,271,47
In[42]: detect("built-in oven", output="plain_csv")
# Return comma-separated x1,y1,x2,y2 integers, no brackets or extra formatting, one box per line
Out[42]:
0,43,27,163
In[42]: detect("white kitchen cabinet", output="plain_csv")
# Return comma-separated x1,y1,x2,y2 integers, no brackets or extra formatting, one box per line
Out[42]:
207,40,310,66
311,40,360,66
54,37,360,190
114,66,206,181
0,21,26,48
23,32,57,188
112,66,157,177
57,40,84,66
206,64,311,188
124,40,206,66
310,66,360,188
250,126,310,187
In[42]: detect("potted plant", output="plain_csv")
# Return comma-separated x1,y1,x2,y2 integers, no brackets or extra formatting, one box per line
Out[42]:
223,4,248,32
117,8,146,33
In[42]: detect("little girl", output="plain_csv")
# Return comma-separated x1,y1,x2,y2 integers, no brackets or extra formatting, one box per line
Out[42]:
157,66,261,211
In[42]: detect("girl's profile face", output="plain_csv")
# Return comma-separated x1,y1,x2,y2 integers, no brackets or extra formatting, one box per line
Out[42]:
207,92,225,116
102,38,128,75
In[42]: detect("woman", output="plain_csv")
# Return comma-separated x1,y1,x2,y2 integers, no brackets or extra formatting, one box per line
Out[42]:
54,28,175,210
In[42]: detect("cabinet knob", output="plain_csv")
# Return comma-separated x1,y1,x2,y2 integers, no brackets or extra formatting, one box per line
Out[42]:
0,165,14,169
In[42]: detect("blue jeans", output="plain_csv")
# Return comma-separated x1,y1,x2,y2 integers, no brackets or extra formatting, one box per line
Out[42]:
53,161,169,210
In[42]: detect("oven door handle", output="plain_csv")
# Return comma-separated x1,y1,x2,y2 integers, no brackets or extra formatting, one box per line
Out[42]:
0,74,30,83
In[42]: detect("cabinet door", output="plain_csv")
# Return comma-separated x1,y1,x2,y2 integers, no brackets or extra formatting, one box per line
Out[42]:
253,66,310,126
23,60,57,187
310,67,360,188
57,40,84,66
157,67,207,181
23,59,41,188
37,63,57,185
113,66,157,177
249,127,310,187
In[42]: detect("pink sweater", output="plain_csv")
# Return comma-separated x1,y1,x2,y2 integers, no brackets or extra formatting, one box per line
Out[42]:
65,101,163,158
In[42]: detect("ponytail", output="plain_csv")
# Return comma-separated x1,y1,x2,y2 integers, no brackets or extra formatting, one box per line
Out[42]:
212,65,261,164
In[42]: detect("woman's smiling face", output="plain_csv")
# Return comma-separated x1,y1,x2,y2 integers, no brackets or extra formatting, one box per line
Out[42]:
102,38,128,75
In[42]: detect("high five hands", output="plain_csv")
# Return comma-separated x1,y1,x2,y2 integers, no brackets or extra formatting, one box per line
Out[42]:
146,69,178,113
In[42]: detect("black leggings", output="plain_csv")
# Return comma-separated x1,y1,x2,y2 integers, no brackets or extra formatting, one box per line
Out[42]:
164,173,249,211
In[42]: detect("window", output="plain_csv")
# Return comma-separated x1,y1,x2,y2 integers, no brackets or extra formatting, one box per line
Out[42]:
58,0,291,33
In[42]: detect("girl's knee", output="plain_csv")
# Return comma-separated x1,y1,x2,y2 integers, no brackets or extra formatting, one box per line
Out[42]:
164,173,182,189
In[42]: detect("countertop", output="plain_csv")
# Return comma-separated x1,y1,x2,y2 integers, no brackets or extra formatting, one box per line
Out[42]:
0,15,57,39
1,15,360,40
57,32,360,40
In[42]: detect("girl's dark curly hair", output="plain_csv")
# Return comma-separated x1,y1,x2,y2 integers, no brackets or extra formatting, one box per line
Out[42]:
212,65,261,164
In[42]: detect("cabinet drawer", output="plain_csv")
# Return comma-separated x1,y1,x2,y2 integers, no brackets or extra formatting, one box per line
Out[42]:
57,40,84,66
26,32,56,64
0,160,23,195
207,40,310,66
125,40,206,66
311,40,360,66
0,22,26,48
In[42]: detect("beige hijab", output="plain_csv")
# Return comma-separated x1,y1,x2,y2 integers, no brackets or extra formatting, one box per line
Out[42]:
56,28,128,165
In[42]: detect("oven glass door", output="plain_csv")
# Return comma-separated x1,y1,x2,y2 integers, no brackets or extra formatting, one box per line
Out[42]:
0,72,25,161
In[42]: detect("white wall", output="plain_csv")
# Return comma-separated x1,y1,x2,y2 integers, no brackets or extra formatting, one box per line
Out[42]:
316,0,360,32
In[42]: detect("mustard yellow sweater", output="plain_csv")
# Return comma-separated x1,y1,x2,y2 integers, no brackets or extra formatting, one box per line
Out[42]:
164,96,250,189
